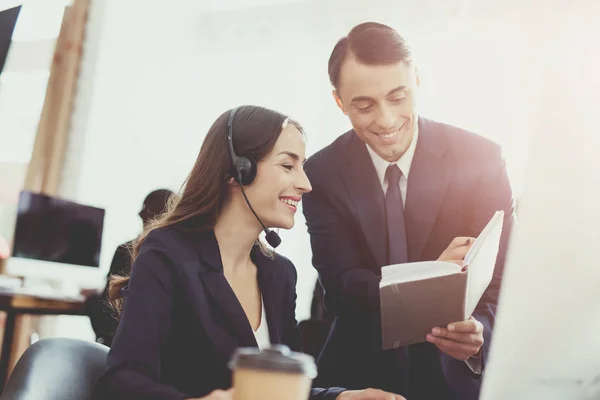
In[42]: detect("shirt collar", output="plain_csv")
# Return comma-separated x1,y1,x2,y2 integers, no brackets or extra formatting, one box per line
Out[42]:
365,124,419,188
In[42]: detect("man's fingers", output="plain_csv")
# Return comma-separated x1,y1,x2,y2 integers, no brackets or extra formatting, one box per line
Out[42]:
438,236,476,262
427,335,463,351
442,247,469,261
447,237,476,254
427,335,480,361
431,328,484,346
447,318,483,333
450,236,476,248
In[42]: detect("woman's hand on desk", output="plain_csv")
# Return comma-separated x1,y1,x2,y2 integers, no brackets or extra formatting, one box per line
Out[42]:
188,388,234,400
336,388,405,400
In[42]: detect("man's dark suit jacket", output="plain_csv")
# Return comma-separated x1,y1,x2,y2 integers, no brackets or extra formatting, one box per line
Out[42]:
93,227,345,400
302,117,516,400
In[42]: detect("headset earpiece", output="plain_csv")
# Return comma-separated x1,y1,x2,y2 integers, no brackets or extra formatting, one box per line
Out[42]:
232,156,256,186
227,107,257,186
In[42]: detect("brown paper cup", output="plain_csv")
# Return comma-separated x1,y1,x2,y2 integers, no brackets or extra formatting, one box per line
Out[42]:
229,345,317,400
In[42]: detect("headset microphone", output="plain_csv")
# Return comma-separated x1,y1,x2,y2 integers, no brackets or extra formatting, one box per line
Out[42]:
228,107,282,248
236,174,282,248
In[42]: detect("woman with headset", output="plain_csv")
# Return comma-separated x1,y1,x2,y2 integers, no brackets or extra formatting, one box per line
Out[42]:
93,106,405,400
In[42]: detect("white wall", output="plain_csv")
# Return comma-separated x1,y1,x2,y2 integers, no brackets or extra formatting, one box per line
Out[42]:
62,0,539,325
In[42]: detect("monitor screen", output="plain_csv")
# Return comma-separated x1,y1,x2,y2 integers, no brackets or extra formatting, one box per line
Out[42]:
0,5,22,75
11,191,105,268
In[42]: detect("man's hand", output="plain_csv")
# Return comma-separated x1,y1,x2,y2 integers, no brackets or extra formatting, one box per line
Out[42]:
437,236,475,265
427,316,484,361
188,388,233,400
336,388,405,400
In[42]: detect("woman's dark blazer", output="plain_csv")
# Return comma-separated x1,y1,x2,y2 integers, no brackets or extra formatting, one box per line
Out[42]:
93,227,345,400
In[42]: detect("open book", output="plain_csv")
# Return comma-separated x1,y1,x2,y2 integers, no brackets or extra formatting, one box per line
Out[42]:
380,210,504,350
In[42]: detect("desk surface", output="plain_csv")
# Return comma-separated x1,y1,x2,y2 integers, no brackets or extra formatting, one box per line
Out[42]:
0,293,86,315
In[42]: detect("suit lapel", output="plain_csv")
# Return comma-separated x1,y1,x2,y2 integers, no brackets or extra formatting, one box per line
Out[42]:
404,118,451,261
194,231,257,353
191,231,287,357
340,132,388,268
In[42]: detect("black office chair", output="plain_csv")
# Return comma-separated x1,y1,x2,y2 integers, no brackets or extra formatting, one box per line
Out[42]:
0,337,108,400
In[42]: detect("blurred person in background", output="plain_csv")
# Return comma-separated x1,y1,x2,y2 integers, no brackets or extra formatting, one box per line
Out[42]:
82,188,174,346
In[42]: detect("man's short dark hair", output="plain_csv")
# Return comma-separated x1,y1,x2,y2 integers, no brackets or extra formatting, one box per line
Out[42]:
328,22,412,91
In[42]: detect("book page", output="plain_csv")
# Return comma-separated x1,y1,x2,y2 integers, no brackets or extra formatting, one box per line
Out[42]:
464,210,504,267
380,261,461,287
464,210,504,316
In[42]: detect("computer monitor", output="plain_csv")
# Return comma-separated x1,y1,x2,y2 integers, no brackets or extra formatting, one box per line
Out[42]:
5,191,106,288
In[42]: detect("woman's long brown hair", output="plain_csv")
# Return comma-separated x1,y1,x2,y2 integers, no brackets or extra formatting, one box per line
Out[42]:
108,105,303,315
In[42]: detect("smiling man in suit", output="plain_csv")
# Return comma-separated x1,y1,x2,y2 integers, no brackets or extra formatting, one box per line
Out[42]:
302,22,516,400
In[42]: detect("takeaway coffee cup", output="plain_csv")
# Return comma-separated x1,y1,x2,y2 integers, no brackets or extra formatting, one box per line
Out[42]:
229,344,317,400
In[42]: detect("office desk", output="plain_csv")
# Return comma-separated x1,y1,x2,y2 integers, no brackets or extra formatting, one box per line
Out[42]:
0,292,86,392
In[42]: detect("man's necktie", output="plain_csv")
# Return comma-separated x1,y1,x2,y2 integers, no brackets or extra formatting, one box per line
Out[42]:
385,164,408,265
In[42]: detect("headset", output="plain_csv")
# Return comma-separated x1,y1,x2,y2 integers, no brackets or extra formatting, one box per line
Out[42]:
227,107,282,248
